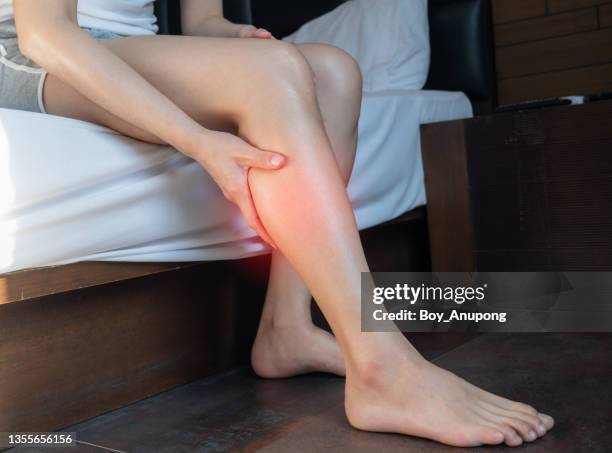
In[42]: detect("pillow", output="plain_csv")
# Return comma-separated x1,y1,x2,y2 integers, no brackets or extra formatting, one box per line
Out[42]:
283,0,430,93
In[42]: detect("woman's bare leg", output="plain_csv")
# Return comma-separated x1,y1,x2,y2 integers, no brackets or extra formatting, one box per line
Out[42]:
251,44,361,378
42,35,553,447
251,251,346,378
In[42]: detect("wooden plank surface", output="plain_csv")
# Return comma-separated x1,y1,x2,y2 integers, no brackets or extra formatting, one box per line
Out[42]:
0,261,193,305
496,27,612,79
420,121,475,272
0,261,265,433
548,0,612,14
492,0,546,24
495,8,598,46
498,62,612,103
492,0,612,104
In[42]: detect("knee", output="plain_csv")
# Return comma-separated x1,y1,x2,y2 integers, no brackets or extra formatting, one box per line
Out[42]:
264,41,317,95
311,45,363,102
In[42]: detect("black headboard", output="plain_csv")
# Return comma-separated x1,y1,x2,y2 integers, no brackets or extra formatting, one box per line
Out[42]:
155,0,497,114
425,0,497,114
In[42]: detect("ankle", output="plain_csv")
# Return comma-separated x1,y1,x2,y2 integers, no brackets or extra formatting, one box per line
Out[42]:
348,350,427,389
257,316,313,337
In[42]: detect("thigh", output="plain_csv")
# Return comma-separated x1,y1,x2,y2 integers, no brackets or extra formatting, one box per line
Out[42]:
42,35,308,144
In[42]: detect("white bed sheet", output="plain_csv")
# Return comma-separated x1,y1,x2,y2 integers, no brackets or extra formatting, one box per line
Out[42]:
0,90,472,273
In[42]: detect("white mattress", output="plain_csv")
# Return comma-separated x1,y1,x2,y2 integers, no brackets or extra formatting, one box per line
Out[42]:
0,90,472,273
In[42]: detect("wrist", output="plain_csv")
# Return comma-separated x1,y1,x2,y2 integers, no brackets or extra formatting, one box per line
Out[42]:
173,126,218,163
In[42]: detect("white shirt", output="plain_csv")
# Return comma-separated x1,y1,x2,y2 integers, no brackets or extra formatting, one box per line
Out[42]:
0,0,158,36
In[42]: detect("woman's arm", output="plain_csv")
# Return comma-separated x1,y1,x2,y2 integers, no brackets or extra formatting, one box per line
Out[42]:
16,0,207,153
181,0,272,38
14,0,283,246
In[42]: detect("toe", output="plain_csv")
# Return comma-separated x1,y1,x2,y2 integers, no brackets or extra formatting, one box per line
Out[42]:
539,413,555,430
478,427,505,445
454,424,505,447
510,409,543,437
504,416,538,442
535,420,547,437
480,401,543,438
490,423,523,447
494,424,523,447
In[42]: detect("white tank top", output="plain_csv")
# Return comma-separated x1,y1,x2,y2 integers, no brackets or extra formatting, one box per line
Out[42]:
0,0,158,36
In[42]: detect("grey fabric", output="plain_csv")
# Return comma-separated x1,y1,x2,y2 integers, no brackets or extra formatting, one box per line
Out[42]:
0,20,122,113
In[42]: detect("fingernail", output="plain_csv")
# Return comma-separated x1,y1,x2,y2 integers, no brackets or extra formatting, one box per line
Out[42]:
271,155,283,167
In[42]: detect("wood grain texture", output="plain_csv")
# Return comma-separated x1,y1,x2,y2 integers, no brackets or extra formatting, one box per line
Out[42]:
548,0,612,14
55,335,612,453
0,262,260,433
493,0,612,103
492,0,546,24
0,261,192,305
498,62,612,103
496,27,612,79
420,121,475,272
495,8,598,46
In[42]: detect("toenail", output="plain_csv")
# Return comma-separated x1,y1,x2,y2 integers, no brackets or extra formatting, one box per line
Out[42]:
528,430,536,440
538,422,546,433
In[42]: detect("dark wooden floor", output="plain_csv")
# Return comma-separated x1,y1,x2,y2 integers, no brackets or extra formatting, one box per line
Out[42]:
8,333,612,453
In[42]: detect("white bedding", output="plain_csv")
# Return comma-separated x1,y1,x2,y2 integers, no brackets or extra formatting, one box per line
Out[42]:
0,90,472,273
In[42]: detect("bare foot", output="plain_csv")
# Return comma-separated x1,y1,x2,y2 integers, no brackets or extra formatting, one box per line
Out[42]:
345,355,554,447
251,323,346,378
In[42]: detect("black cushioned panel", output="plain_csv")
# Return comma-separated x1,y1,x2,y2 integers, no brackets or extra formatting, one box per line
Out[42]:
250,0,346,38
224,0,253,25
154,0,181,35
156,0,497,114
425,0,497,113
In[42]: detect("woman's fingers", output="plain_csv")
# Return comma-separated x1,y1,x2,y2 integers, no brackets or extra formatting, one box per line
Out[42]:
254,28,273,39
201,132,281,247
240,24,273,39
239,25,273,39
237,147,286,171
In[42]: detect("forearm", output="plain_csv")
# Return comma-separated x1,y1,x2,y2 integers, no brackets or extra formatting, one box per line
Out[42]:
183,15,246,38
18,19,211,156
